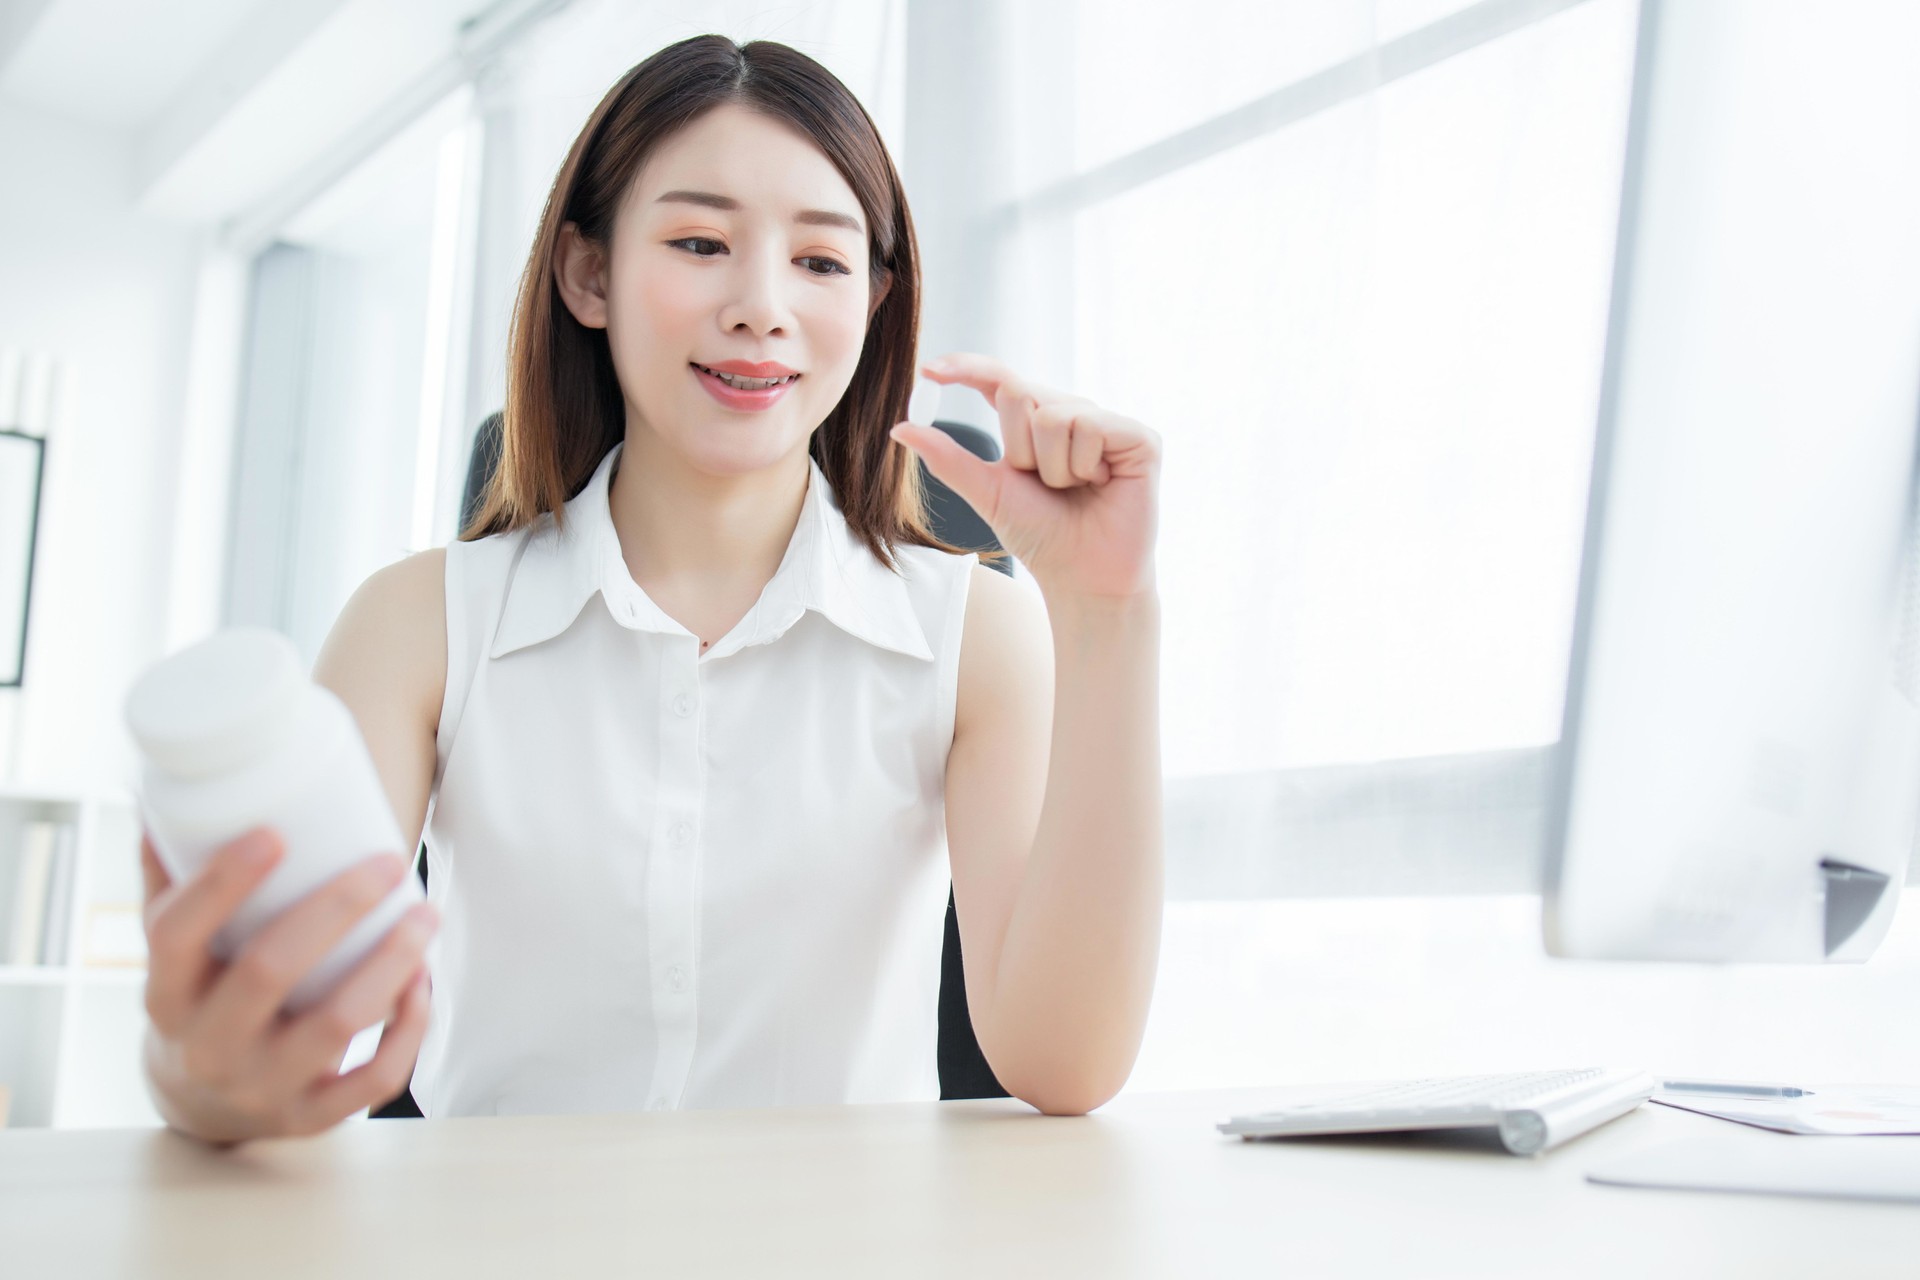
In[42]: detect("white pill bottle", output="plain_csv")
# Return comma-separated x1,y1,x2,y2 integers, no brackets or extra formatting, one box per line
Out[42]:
125,627,423,1013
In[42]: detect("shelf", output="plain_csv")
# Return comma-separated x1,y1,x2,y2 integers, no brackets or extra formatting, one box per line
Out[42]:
0,785,133,808
0,965,145,987
0,786,148,1127
0,965,69,986
72,967,145,986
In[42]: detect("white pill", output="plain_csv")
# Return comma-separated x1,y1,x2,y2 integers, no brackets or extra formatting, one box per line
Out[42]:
907,375,942,427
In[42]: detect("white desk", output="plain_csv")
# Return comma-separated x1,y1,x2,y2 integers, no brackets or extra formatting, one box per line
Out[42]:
1,1086,1911,1278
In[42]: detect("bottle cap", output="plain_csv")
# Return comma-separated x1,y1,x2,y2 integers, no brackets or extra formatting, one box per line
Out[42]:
125,628,307,780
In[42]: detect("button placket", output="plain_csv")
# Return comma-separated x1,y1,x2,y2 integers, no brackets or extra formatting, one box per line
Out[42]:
647,649,703,1113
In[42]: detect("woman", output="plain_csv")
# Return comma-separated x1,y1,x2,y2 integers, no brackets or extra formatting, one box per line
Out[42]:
138,34,1163,1143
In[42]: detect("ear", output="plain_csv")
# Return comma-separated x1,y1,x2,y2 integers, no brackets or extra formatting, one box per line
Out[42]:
867,267,893,324
553,222,610,330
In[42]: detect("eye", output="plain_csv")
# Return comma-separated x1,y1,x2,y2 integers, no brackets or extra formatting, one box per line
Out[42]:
800,256,851,277
668,237,725,257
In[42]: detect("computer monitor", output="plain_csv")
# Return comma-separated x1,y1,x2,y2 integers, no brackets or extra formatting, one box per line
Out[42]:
1542,0,1920,963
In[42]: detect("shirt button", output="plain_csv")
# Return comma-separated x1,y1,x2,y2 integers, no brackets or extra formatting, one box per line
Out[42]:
671,688,696,717
667,964,689,992
668,821,693,848
651,1095,670,1110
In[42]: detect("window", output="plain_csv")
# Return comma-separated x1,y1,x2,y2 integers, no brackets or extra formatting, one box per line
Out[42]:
225,88,480,663
1004,0,1642,891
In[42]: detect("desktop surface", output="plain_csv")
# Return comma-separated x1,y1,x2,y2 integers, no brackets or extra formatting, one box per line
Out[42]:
1,1085,1911,1278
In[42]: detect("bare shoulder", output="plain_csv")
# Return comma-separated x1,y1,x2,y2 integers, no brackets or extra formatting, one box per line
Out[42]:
956,562,1053,739
314,548,448,710
962,562,1048,640
313,548,448,846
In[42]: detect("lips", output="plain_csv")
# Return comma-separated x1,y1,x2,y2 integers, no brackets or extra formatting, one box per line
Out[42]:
690,362,800,411
691,362,800,390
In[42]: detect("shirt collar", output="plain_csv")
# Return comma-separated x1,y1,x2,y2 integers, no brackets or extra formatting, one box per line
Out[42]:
489,441,934,663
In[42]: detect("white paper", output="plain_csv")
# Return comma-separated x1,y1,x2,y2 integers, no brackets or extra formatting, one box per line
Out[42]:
1652,1086,1920,1136
1589,1134,1920,1204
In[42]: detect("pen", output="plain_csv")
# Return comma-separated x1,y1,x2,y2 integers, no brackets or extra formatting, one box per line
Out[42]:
1658,1079,1808,1098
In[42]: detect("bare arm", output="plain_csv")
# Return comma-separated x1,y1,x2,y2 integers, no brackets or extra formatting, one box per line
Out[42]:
945,564,1163,1116
898,349,1164,1119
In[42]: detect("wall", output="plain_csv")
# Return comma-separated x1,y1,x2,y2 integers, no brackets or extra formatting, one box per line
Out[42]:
1133,892,1920,1093
0,99,203,795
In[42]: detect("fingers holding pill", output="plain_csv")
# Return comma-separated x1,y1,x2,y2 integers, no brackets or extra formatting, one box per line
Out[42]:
920,353,1088,480
921,353,1030,464
899,350,1161,600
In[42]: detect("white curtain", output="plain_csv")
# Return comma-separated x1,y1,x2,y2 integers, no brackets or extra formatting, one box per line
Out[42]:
966,0,1643,894
1060,0,1638,779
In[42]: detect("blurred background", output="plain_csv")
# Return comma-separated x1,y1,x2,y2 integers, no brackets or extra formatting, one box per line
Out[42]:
0,0,1636,867
1,0,1913,1130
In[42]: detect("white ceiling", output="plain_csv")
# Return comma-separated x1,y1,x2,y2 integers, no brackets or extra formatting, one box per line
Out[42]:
0,0,284,129
0,0,530,230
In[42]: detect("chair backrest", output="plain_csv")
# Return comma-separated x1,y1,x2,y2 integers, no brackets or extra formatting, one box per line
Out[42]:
909,420,1013,576
458,411,505,537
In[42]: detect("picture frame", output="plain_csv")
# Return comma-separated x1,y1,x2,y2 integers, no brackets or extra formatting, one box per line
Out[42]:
0,428,47,688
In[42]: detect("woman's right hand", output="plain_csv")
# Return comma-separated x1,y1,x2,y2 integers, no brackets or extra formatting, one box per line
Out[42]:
138,826,439,1145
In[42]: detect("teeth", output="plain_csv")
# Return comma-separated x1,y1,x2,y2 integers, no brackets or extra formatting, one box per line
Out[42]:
697,364,797,391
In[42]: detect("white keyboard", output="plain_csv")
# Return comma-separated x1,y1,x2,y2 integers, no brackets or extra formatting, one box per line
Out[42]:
1216,1068,1655,1155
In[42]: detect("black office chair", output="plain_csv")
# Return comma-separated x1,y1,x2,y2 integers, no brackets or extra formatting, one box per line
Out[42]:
371,415,1010,1117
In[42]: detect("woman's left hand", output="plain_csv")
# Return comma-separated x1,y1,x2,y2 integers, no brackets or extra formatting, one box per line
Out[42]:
890,353,1161,601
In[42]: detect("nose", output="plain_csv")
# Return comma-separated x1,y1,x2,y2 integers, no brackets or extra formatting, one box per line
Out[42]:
715,241,794,339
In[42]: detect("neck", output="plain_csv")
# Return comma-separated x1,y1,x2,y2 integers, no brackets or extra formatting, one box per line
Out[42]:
607,427,812,592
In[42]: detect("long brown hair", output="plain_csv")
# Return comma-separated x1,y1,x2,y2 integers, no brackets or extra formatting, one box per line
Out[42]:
460,34,971,573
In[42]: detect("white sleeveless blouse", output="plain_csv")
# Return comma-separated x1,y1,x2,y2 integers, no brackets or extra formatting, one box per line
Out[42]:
411,442,974,1117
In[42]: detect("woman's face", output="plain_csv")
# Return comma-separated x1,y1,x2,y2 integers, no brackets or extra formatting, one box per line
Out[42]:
557,102,879,478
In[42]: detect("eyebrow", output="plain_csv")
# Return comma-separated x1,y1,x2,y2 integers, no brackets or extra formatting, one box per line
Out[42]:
654,190,864,235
